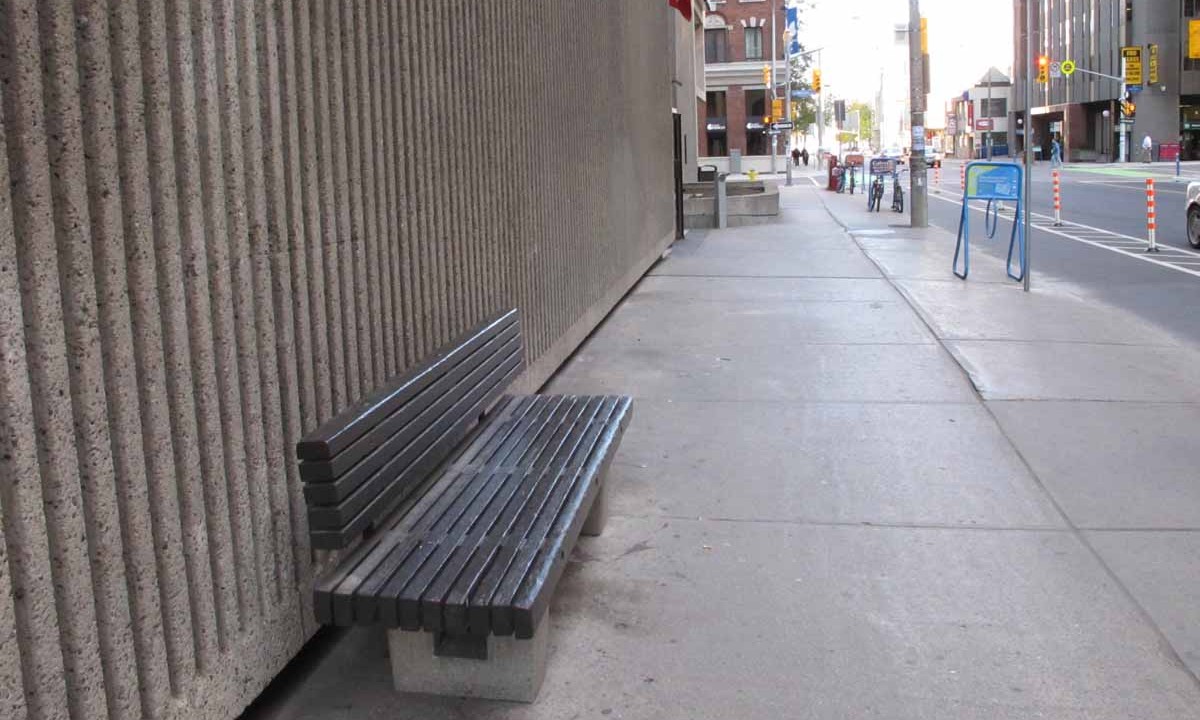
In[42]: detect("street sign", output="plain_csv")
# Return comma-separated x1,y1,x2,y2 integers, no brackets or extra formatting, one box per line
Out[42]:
869,157,896,175
1127,84,1142,94
1060,60,1076,76
791,89,813,100
975,118,994,131
1148,44,1159,84
772,121,794,130
1122,46,1143,85
1049,61,1062,79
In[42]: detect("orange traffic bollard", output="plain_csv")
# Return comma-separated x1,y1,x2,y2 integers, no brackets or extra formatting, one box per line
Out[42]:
1146,178,1159,253
1052,170,1062,226
959,164,965,192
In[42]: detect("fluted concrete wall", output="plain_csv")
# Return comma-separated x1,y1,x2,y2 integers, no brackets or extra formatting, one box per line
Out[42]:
0,2,675,719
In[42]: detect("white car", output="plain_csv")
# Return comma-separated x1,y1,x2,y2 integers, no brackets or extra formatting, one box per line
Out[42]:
882,147,905,164
1188,181,1200,248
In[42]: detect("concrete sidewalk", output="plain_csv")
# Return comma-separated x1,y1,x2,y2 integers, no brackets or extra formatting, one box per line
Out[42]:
247,182,1200,719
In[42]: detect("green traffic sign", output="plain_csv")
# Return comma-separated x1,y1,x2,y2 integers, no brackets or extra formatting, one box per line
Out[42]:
1061,60,1076,77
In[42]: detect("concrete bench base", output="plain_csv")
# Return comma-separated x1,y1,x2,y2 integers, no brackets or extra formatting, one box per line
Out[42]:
581,480,608,537
388,608,550,703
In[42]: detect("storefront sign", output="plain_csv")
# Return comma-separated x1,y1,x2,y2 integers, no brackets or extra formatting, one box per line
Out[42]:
1148,44,1159,84
975,118,994,131
1191,21,1200,60
1122,46,1143,85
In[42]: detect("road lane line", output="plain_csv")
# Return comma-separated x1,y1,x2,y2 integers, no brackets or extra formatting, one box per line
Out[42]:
930,192,1200,279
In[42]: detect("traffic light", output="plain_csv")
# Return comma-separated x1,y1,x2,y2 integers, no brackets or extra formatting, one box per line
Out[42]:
762,64,771,87
1037,55,1049,83
812,69,822,93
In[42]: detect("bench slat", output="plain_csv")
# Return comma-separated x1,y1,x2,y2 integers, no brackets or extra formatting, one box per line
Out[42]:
465,398,623,636
378,398,580,629
312,398,532,625
480,398,628,633
510,400,633,637
351,398,559,627
304,335,521,515
299,323,520,487
409,399,600,632
431,397,608,635
308,357,523,549
297,310,518,461
330,398,542,625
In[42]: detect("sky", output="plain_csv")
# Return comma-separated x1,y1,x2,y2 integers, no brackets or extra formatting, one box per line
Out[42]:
798,0,1014,128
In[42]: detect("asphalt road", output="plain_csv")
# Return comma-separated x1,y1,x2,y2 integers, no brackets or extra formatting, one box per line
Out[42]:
923,159,1200,346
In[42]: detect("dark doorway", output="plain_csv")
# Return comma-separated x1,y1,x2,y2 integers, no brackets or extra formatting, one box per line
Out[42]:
673,111,684,240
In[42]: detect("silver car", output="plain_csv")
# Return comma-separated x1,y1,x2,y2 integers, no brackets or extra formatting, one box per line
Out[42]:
1189,181,1200,248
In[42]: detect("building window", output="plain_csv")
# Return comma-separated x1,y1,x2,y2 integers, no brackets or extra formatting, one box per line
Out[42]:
1187,0,1199,17
705,29,728,63
744,27,763,60
980,98,1007,118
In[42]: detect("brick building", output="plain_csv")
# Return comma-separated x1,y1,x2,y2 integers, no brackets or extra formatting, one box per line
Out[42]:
700,0,789,159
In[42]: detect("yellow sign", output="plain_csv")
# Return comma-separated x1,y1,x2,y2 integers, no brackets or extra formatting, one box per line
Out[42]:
772,98,784,121
920,17,928,54
1148,44,1159,84
1191,20,1200,59
1122,46,1143,85
1060,60,1076,77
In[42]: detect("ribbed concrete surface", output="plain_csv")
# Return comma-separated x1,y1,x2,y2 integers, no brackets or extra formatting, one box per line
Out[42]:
0,2,674,719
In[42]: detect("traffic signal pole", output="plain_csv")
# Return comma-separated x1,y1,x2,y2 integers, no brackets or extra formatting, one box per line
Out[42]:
1023,0,1032,291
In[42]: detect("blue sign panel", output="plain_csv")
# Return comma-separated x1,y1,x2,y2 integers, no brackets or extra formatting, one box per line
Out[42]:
966,162,1022,201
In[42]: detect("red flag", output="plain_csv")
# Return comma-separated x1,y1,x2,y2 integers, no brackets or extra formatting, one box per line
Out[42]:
668,0,692,21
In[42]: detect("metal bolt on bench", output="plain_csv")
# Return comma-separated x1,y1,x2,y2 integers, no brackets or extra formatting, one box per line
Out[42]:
296,309,632,702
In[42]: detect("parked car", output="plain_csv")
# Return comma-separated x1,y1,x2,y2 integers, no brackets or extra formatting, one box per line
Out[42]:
1188,181,1200,248
922,147,943,168
882,147,905,164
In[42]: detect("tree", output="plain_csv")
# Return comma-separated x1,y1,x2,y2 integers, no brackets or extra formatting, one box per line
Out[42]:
849,102,874,146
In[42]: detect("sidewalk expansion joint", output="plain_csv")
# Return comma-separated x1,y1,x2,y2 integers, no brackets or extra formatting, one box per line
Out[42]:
616,512,1069,533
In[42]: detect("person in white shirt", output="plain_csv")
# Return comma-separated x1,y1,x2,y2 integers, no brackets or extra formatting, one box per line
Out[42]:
1142,134,1153,163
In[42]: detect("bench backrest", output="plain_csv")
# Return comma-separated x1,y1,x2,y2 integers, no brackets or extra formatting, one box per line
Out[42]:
297,309,524,550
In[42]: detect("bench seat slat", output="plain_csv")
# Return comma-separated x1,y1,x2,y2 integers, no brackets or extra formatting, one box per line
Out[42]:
311,394,631,635
378,398,580,629
312,398,533,624
479,398,626,636
410,398,600,632
350,396,559,628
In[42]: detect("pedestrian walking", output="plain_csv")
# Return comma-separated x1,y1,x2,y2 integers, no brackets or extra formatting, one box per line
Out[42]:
801,147,809,167
1142,133,1153,163
1050,136,1062,168
791,147,801,167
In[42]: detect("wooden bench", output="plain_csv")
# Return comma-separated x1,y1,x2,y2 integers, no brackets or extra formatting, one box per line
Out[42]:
297,309,631,701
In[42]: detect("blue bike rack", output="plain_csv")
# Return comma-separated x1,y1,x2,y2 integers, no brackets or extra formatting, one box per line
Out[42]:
953,161,1025,282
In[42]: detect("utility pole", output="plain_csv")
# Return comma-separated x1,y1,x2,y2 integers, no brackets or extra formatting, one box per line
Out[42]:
1023,0,1033,291
908,0,928,227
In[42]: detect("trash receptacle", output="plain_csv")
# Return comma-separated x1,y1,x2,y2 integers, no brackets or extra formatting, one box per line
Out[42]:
698,164,717,182
730,149,742,174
